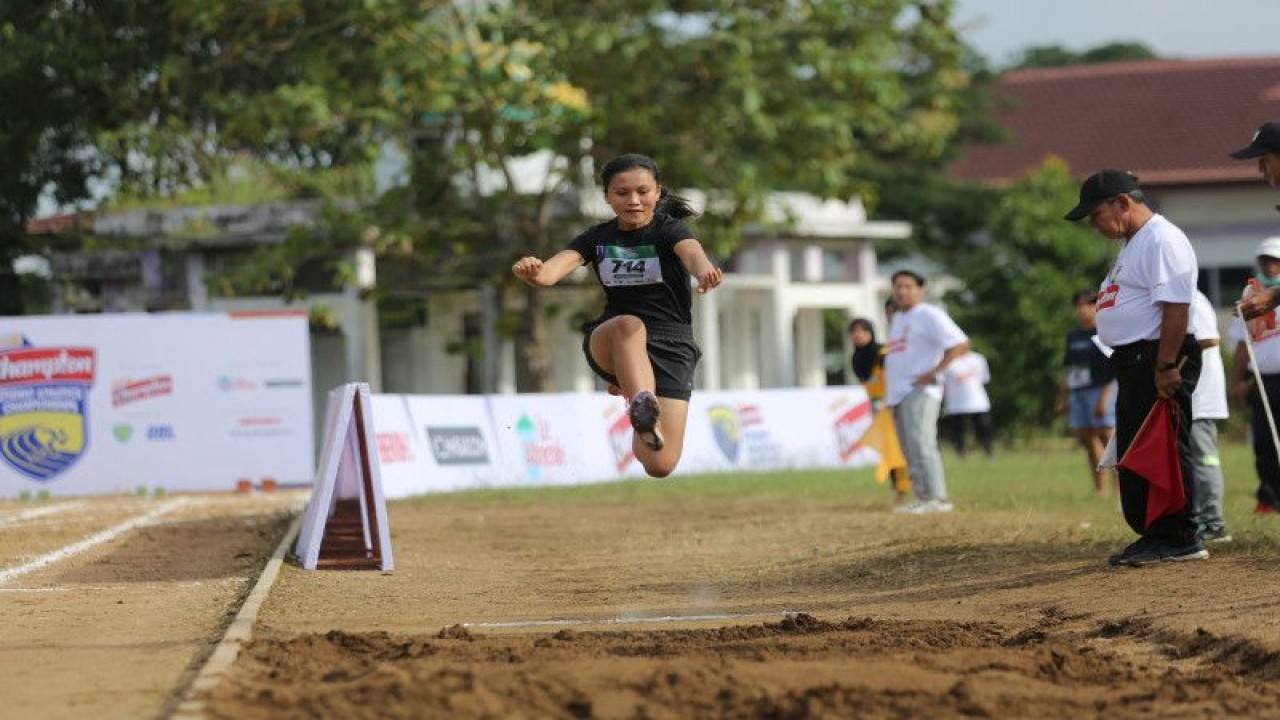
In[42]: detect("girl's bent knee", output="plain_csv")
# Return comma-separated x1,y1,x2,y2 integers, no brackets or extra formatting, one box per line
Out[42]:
642,457,677,478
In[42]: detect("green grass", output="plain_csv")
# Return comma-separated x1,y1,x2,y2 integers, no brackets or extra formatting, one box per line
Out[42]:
400,436,1280,552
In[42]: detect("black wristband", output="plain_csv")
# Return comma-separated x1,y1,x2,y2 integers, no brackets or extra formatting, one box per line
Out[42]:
1157,360,1179,372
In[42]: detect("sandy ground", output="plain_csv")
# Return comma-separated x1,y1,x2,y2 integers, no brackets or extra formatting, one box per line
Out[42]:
0,491,301,720
219,486,1280,719
6,475,1280,719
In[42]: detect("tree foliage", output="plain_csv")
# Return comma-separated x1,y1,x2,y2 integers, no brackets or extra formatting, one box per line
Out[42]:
942,158,1114,437
1009,42,1158,70
1,1,406,313
6,1,982,391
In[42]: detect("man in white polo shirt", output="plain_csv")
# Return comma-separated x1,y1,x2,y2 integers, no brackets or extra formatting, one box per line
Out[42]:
884,269,970,514
1065,169,1205,567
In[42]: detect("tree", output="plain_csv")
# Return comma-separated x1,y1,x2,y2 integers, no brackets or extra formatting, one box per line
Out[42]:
1010,41,1158,70
941,158,1114,436
378,0,979,390
0,1,406,313
9,1,982,393
211,0,982,391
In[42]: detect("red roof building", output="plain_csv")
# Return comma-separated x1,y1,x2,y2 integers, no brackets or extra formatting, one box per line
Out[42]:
950,57,1280,304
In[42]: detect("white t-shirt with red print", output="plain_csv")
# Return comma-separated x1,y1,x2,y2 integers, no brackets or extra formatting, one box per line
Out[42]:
942,351,992,415
1094,214,1198,347
1228,297,1280,375
884,303,969,407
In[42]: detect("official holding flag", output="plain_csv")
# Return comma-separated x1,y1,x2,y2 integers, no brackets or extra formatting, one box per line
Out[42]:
1064,169,1206,566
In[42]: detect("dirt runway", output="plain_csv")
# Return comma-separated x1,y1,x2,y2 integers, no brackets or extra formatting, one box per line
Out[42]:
5,473,1280,719
203,488,1280,719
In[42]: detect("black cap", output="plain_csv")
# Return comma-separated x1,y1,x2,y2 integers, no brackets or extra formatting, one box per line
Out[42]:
1230,121,1280,159
1063,169,1140,221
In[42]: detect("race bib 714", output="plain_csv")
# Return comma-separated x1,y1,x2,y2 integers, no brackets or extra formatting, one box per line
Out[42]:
597,245,662,286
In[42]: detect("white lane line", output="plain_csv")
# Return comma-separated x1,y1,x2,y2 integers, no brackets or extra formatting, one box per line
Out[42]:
0,581,208,593
463,610,808,630
0,497,190,585
171,509,305,719
0,501,86,527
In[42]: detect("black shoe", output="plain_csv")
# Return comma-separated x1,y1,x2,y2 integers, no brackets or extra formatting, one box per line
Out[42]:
1113,541,1209,567
629,391,664,451
1108,537,1155,567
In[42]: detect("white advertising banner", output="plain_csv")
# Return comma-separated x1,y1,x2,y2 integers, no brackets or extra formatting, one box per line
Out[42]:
397,393,506,495
370,386,875,498
367,394,428,498
682,387,877,474
0,312,313,498
486,393,606,488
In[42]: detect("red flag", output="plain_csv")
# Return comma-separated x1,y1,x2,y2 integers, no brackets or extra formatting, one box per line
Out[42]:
1116,397,1186,527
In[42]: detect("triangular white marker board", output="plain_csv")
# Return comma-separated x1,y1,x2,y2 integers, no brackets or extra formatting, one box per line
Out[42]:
294,382,393,571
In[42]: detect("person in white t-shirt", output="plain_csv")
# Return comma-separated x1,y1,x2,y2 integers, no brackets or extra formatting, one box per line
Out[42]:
1189,290,1231,543
883,270,970,514
1228,236,1280,517
1231,123,1280,320
940,350,994,457
1065,169,1205,567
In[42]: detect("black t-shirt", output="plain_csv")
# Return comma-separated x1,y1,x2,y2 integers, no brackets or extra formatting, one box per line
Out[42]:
1063,326,1115,390
568,212,694,325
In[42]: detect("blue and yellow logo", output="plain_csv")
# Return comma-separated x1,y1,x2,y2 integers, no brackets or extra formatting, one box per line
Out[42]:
708,405,741,463
0,338,96,482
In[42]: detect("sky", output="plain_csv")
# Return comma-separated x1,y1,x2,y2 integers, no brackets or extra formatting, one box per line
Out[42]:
953,0,1280,67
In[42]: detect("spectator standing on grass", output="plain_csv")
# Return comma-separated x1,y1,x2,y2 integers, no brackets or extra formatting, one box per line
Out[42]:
849,313,912,503
512,153,722,478
1064,169,1205,567
849,317,886,403
1229,122,1280,320
883,270,970,514
1227,237,1280,516
1058,289,1117,496
939,350,994,457
1189,289,1231,543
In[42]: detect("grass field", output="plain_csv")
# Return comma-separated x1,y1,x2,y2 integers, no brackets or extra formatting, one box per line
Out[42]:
404,435,1280,553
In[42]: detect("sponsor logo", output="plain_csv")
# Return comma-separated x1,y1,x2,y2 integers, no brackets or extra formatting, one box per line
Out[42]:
113,424,134,443
0,337,96,481
608,411,635,472
833,399,873,462
146,424,176,441
112,375,173,407
264,378,305,389
708,403,783,466
708,405,741,462
215,376,256,392
376,432,415,464
425,426,489,465
514,413,566,481
231,416,290,438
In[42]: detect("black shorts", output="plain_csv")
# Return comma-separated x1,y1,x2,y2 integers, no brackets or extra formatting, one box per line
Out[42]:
582,320,701,401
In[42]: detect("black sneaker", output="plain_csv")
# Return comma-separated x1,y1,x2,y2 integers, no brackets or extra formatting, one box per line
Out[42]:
1108,537,1155,567
629,391,664,451
1114,541,1209,567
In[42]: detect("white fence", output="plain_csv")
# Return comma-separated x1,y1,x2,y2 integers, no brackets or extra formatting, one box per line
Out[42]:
370,386,877,498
